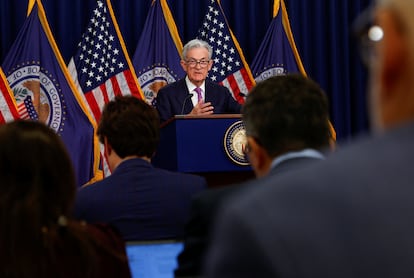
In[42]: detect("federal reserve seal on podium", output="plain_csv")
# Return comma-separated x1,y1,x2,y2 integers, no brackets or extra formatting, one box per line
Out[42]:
223,121,249,166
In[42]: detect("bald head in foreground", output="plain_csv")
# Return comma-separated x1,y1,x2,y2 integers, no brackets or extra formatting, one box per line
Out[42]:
204,0,414,277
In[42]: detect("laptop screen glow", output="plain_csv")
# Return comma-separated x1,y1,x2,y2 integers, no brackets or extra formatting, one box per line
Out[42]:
126,240,184,278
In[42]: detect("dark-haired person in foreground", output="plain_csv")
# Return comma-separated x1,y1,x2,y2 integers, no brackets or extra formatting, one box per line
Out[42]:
74,96,207,241
0,120,131,278
156,39,241,123
204,0,414,277
175,74,333,277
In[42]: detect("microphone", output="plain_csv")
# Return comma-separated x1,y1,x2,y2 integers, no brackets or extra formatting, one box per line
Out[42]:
239,92,247,98
180,93,194,115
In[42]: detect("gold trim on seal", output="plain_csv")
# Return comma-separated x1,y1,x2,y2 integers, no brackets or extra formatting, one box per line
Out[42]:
223,121,249,166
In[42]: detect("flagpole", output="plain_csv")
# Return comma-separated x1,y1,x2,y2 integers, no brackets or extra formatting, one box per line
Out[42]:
160,0,183,54
27,0,35,16
273,0,280,17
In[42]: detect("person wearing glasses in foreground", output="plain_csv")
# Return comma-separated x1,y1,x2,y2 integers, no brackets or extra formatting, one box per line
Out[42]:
204,0,414,277
156,39,241,123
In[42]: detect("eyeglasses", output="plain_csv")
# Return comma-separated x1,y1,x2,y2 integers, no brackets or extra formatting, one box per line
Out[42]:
352,6,384,67
185,59,210,68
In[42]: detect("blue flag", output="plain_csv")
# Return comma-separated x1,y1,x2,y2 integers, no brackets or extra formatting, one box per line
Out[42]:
1,0,100,186
251,0,336,140
133,0,185,106
251,0,306,82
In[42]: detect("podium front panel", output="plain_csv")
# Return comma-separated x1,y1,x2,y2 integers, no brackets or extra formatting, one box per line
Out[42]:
152,116,251,173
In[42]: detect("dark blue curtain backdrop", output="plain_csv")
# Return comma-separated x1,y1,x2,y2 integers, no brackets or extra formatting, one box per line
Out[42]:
0,0,372,141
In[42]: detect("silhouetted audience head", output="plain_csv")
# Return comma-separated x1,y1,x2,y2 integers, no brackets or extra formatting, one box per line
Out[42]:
242,74,331,158
0,120,128,277
98,95,160,159
0,120,76,230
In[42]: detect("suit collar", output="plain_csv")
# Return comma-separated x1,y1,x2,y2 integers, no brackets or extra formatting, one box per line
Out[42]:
270,149,325,170
113,158,153,174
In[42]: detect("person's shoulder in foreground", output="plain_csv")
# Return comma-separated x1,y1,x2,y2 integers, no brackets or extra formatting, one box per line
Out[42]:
204,125,414,277
174,183,250,277
204,0,414,275
0,120,131,278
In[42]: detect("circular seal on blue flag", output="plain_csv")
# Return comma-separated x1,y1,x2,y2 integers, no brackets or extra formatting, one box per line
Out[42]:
254,65,286,82
223,120,249,166
7,64,64,133
137,65,179,105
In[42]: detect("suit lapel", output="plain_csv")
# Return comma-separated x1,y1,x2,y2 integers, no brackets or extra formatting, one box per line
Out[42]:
204,80,213,103
180,78,194,114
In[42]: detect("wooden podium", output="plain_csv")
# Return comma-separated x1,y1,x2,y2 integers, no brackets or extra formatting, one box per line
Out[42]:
152,114,254,187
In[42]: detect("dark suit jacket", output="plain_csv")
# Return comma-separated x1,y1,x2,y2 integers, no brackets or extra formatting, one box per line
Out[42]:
74,158,207,241
175,155,324,277
204,123,414,277
156,78,242,123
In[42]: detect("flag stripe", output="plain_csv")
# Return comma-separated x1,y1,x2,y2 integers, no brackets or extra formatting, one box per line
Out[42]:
99,83,111,104
104,78,116,100
100,142,110,175
17,104,29,119
0,111,5,123
240,68,254,89
0,70,19,122
221,75,241,103
85,90,103,122
111,74,123,96
122,69,140,96
0,92,15,121
221,69,252,104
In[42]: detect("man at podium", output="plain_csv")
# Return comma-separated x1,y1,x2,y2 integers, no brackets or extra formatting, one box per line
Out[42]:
156,39,241,123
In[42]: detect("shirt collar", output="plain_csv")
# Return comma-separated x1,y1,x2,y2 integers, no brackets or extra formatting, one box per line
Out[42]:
270,148,325,170
185,76,205,93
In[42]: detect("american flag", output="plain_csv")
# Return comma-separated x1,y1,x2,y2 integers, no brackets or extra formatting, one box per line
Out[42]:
17,95,38,120
68,0,144,178
68,0,144,124
197,0,255,104
0,68,19,123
